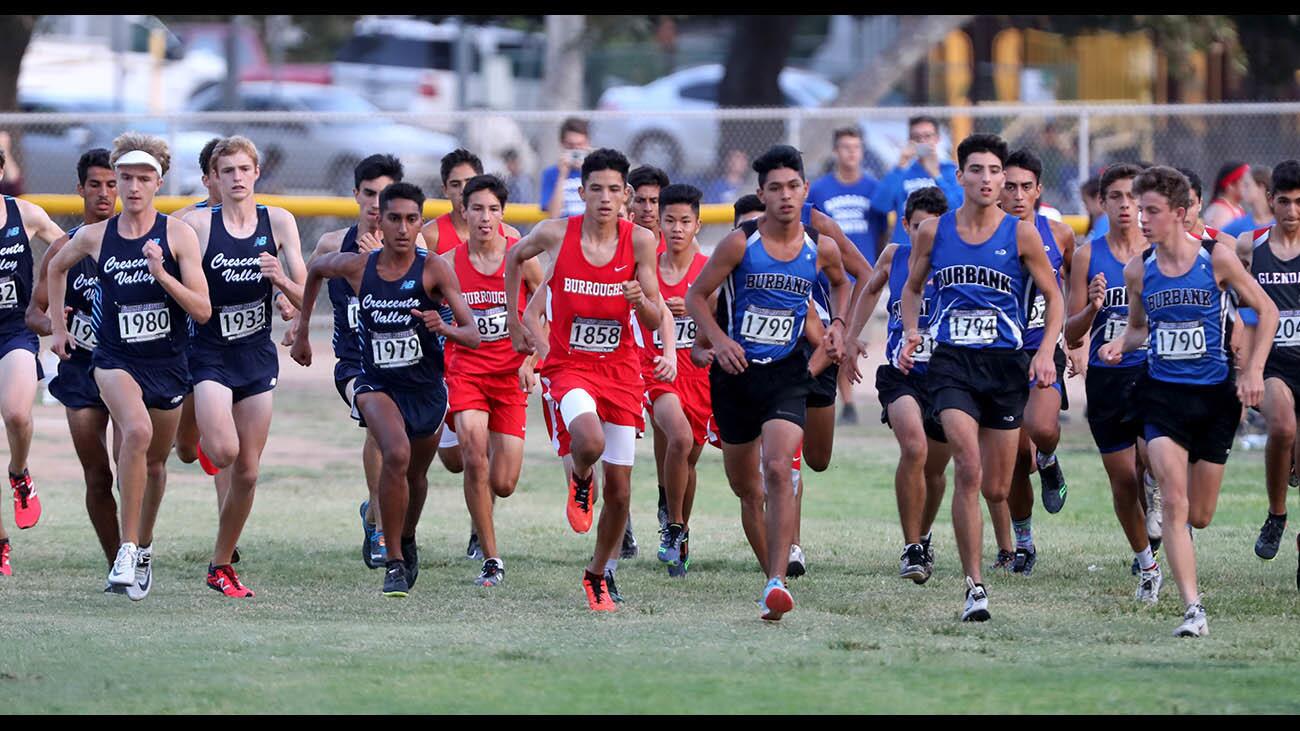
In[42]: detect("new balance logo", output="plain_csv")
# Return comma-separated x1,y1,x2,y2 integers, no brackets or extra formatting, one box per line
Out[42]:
401,280,416,290
255,236,267,247
5,227,19,237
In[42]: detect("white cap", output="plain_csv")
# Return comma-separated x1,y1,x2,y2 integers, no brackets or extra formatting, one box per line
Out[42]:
114,150,163,177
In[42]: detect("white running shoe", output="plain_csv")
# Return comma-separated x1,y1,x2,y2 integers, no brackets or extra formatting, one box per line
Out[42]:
1144,470,1163,540
786,544,807,578
1174,602,1208,637
125,545,153,601
961,576,990,622
108,542,138,586
1135,564,1163,604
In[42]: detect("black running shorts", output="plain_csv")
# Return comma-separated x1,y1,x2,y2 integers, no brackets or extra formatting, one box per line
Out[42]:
875,364,946,443
1140,374,1241,465
926,344,1030,430
710,343,814,445
1085,365,1143,454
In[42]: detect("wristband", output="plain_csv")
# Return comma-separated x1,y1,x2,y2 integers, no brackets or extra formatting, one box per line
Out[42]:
273,290,285,301
831,316,846,327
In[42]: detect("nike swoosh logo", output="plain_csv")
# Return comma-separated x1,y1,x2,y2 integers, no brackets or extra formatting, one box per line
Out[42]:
614,265,629,272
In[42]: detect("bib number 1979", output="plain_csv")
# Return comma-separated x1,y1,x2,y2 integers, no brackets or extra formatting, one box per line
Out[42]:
371,330,422,368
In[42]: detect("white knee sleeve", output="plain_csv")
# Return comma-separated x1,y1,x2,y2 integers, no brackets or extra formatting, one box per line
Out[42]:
559,388,598,427
600,423,637,466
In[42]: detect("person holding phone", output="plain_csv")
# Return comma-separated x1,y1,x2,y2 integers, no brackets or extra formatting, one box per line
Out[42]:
540,118,592,219
870,115,964,251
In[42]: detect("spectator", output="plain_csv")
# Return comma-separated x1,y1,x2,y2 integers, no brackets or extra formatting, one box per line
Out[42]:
502,148,537,205
0,132,23,196
1221,166,1274,238
1080,175,1109,241
869,114,962,248
705,148,753,204
808,126,887,265
540,117,591,218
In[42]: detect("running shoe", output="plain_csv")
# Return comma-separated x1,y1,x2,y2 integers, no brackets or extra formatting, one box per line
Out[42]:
786,544,807,578
0,541,10,576
465,530,483,562
1012,545,1037,576
838,403,859,426
382,561,409,598
760,577,794,621
922,533,935,565
565,472,595,533
197,442,220,476
1173,602,1208,637
668,531,690,578
604,568,624,604
1132,537,1163,576
207,563,254,598
1038,453,1067,514
1135,564,1162,604
582,571,616,612
108,542,138,586
475,558,504,587
125,545,152,601
991,548,1015,572
401,536,419,589
371,528,387,566
658,522,685,566
1144,470,1163,539
1255,513,1287,560
621,515,638,559
656,485,669,534
359,501,379,569
11,470,40,529
961,576,990,622
899,543,928,583
232,546,241,565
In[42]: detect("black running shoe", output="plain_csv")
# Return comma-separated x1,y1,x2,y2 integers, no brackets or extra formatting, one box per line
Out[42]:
1255,514,1287,560
465,531,483,561
991,548,1015,572
838,403,859,426
1038,454,1068,514
1012,545,1037,576
921,533,935,566
658,522,685,565
656,484,669,534
382,561,409,598
475,558,504,587
359,501,379,570
604,568,624,603
899,543,928,583
232,545,241,565
401,536,419,588
620,516,638,560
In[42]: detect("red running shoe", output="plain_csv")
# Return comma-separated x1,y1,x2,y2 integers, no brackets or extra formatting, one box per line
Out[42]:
207,564,254,598
0,541,11,576
197,443,220,476
566,472,595,534
11,470,40,529
582,571,616,612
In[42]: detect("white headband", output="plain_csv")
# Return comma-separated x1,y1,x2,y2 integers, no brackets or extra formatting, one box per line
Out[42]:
114,149,163,177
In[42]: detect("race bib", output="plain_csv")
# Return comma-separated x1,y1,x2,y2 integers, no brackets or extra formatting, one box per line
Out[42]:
948,309,997,346
346,297,361,331
70,311,97,350
1155,321,1206,360
1027,294,1046,330
0,277,16,309
117,302,170,343
219,300,268,341
1276,310,1300,347
913,329,935,363
570,317,622,353
653,316,697,350
739,306,796,346
371,329,422,368
1102,314,1126,344
474,306,509,343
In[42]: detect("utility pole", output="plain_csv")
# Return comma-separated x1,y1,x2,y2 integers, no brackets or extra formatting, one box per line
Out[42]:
223,15,244,115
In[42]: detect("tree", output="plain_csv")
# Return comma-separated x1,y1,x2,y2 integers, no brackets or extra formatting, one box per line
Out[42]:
0,16,37,113
716,15,798,169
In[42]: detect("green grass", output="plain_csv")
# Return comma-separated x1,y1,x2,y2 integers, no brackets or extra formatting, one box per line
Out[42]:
4,334,1300,713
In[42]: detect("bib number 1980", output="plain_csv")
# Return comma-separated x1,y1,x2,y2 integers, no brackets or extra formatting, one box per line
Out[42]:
117,302,170,343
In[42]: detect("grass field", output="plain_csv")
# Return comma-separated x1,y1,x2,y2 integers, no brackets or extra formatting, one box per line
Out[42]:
4,329,1300,714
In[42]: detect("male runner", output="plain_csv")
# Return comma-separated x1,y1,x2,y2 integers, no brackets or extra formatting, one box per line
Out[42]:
172,137,223,220
1203,161,1255,230
443,174,543,586
25,149,120,576
685,144,850,621
844,186,951,583
48,132,211,599
180,136,306,597
993,148,1076,575
899,133,1063,622
1099,165,1277,637
1178,167,1234,246
504,148,663,612
1064,162,1164,602
291,182,479,597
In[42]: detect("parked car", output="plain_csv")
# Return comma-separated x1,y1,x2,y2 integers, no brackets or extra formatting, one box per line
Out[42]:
174,22,332,90
593,64,838,175
186,82,458,195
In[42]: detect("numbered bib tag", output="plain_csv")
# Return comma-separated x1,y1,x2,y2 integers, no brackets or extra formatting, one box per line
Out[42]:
346,297,360,331
1155,321,1206,360
739,306,796,346
474,306,509,343
948,309,997,346
1027,294,1046,330
371,329,422,368
219,300,268,341
1276,310,1300,347
117,302,170,343
913,329,935,363
0,276,16,309
70,311,97,350
653,316,697,350
570,317,622,353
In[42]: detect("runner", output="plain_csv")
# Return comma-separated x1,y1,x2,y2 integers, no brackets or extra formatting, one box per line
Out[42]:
179,136,306,597
290,182,480,598
898,133,1063,622
25,149,119,576
1203,161,1254,230
685,144,851,621
47,132,211,599
443,174,543,586
843,186,951,584
504,148,663,612
994,148,1076,577
1098,165,1277,637
1064,162,1164,602
172,137,223,220
1177,167,1235,246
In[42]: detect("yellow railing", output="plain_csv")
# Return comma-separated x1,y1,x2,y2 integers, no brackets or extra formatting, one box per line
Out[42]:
22,194,1091,235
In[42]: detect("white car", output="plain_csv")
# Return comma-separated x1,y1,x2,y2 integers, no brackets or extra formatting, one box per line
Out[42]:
592,64,838,175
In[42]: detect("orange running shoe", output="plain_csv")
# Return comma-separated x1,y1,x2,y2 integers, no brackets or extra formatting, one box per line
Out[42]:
566,472,595,534
11,470,40,529
0,541,10,576
207,564,255,598
582,570,617,612
197,443,220,476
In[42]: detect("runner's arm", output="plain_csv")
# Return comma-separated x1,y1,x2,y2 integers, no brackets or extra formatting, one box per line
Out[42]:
811,207,872,309
421,252,480,349
630,226,663,331
898,218,937,373
686,229,748,374
157,219,211,324
1214,239,1277,409
842,244,895,383
1018,219,1062,387
289,252,364,366
266,207,307,309
46,225,99,359
25,233,69,336
17,198,65,252
1064,241,1096,349
1102,256,1149,360
505,219,565,352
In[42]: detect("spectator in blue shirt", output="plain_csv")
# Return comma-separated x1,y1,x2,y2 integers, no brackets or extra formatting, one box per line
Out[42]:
869,114,963,249
808,126,887,265
705,148,753,204
1080,175,1110,241
539,117,591,218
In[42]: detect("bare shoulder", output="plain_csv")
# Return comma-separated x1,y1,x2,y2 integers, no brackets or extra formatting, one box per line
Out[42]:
315,227,347,254
265,205,298,227
1049,218,1076,243
13,197,51,219
504,222,523,239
